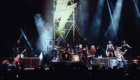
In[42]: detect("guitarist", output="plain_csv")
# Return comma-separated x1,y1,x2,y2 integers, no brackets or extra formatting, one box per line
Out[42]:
87,45,96,69
14,40,24,70
14,48,26,70
114,46,126,69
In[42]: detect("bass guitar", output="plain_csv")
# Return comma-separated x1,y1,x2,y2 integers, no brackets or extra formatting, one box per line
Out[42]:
87,52,95,58
14,49,26,62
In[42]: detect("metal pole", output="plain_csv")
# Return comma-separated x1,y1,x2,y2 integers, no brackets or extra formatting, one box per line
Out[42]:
73,1,75,40
53,0,56,48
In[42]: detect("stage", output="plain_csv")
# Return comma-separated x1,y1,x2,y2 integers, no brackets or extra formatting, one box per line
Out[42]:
0,57,40,68
0,57,139,69
50,57,140,69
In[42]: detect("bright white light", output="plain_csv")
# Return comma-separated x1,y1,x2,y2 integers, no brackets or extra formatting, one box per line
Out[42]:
106,0,123,39
39,52,43,62
34,14,53,53
54,0,78,36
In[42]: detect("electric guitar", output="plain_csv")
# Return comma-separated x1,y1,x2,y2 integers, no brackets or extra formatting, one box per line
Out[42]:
115,50,127,61
14,49,26,62
87,52,95,58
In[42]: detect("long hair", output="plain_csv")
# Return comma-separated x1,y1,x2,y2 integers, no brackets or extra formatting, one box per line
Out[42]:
91,45,96,52
108,41,112,44
122,40,127,45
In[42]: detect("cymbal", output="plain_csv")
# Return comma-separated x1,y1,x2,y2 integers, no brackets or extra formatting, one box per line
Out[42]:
54,46,60,48
59,49,64,51
83,48,86,50
74,45,79,47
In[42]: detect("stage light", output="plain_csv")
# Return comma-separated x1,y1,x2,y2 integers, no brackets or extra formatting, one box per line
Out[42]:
98,0,123,47
39,52,43,63
34,14,53,53
133,0,140,18
88,0,104,45
106,0,123,41
20,28,33,50
54,0,78,36
16,74,19,78
132,59,138,64
19,28,26,40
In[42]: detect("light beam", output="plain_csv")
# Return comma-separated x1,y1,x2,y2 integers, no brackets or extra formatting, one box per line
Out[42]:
20,28,33,50
88,0,104,45
34,14,53,53
133,0,140,18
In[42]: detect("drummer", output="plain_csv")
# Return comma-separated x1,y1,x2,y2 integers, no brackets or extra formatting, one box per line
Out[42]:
78,44,87,55
64,43,73,53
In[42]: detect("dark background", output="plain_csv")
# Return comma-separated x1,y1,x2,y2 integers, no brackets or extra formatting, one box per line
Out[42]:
0,0,140,57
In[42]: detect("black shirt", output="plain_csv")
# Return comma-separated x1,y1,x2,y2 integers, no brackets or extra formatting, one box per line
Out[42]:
121,45,127,52
89,49,96,55
65,47,72,52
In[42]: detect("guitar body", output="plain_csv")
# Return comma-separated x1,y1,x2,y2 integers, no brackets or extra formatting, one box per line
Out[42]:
14,49,26,62
87,52,92,58
14,58,20,62
117,58,122,61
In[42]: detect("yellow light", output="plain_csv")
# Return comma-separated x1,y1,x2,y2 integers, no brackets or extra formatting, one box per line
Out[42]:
16,75,19,78
54,0,78,36
132,59,138,64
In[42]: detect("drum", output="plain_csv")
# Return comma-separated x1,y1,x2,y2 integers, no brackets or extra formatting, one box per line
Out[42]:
72,54,80,61
61,52,72,61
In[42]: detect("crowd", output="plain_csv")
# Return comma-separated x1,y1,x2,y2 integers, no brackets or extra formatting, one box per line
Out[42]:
0,63,140,80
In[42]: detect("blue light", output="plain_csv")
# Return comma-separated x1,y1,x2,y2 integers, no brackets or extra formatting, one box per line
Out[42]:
133,0,140,18
20,28,33,50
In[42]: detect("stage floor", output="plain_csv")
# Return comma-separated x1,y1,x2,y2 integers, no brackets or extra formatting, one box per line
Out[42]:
0,57,140,69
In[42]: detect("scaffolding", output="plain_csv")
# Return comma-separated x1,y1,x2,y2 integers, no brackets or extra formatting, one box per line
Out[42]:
53,0,85,47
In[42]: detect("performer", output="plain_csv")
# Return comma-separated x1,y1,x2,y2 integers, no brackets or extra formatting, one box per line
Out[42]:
114,46,126,69
13,40,21,57
15,40,21,47
86,44,88,51
118,40,132,57
106,41,114,57
14,40,24,70
78,44,83,53
87,45,96,69
64,43,73,53
77,44,87,65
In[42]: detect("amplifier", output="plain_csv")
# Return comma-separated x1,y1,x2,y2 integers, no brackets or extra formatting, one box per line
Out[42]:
93,57,123,68
0,58,40,68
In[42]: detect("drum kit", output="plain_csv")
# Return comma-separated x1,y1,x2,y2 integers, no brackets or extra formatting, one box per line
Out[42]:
52,45,83,62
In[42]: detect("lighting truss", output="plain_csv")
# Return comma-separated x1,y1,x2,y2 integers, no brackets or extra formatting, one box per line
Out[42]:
53,0,85,46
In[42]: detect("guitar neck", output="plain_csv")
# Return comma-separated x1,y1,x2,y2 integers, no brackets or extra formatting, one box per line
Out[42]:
21,49,26,54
